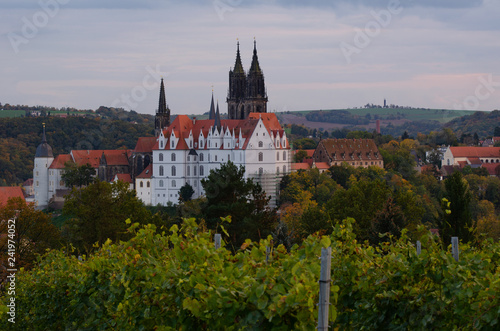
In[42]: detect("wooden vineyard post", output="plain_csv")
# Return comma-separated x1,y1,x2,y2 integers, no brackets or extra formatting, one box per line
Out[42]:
416,241,421,256
214,233,221,250
451,237,459,262
317,247,332,330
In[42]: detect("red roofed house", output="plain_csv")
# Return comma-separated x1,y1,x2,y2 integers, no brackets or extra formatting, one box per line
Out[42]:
312,139,384,169
442,147,500,175
135,164,153,205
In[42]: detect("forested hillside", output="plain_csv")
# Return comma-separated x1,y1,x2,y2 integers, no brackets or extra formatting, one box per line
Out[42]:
0,116,154,186
444,109,500,138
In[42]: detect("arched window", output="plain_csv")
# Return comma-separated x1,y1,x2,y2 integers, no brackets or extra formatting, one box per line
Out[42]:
171,153,176,162
200,153,204,161
215,155,218,162
277,152,280,161
160,141,163,149
259,141,263,148
194,166,197,176
140,181,143,188
172,180,176,187
283,151,286,160
159,180,164,187
200,165,204,176
159,153,163,161
259,152,263,162
159,166,164,176
171,166,176,176
147,181,150,188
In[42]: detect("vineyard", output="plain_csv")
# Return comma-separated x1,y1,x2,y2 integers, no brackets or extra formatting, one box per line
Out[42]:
1,218,499,330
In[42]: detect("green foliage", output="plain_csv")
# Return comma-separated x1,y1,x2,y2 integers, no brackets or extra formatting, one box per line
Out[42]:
179,182,195,202
294,149,308,163
292,137,317,150
445,109,500,138
2,218,500,330
61,162,96,188
438,172,475,246
62,180,151,253
1,219,338,330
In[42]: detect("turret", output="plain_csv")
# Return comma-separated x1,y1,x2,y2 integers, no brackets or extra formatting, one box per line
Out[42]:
33,123,54,209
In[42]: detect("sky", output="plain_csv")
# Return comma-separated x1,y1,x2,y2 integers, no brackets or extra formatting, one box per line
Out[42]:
1,0,499,116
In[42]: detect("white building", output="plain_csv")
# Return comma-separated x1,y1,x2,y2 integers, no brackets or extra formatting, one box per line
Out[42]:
151,112,290,206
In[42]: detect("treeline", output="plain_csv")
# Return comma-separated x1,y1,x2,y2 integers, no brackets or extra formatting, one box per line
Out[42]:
445,109,500,138
0,116,154,186
0,102,91,113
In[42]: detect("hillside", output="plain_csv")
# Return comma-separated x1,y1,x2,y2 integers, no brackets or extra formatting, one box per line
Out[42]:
0,115,154,186
444,109,500,138
277,108,476,137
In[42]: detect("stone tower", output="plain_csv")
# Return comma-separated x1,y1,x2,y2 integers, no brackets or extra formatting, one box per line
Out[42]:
33,123,54,209
227,40,267,119
155,78,170,136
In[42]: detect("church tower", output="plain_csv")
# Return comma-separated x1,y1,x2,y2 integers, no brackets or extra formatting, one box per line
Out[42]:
33,123,54,209
227,41,247,119
227,40,268,119
155,78,170,136
245,39,268,116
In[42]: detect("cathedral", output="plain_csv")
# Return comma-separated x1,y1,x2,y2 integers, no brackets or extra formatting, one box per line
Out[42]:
32,41,289,209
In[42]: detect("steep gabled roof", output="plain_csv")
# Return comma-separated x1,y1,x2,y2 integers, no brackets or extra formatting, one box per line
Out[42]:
49,154,72,169
114,173,132,183
0,187,25,206
71,150,131,167
319,139,382,162
134,137,157,153
136,164,153,179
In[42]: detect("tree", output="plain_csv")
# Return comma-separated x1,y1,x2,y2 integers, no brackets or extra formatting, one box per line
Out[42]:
62,180,151,252
201,161,277,248
438,172,474,246
495,126,500,137
0,198,61,279
179,183,194,202
370,196,407,245
294,150,308,163
61,162,96,188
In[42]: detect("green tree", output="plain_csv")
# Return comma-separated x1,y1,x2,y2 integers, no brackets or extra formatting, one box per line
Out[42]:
62,180,150,252
0,198,61,277
294,150,308,163
438,172,474,245
201,161,277,248
179,182,194,202
370,196,407,245
61,162,96,188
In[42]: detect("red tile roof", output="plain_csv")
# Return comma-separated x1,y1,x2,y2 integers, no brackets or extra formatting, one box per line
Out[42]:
315,162,330,170
115,173,132,183
292,163,311,171
481,163,500,176
23,178,33,186
450,147,500,158
136,164,153,179
0,187,25,206
134,137,157,153
49,154,72,169
70,150,131,167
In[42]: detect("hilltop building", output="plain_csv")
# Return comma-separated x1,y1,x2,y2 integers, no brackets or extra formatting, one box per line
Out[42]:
312,139,384,169
32,41,289,209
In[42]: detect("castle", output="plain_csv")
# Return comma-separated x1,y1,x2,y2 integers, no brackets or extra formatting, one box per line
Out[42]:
33,41,290,208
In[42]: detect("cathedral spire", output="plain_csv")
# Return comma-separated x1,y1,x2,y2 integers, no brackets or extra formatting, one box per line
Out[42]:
158,78,167,114
155,78,170,136
35,123,53,157
249,38,261,74
209,90,216,120
214,101,222,132
233,40,245,74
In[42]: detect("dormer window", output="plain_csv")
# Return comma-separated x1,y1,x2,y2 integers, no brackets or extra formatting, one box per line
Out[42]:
160,141,163,149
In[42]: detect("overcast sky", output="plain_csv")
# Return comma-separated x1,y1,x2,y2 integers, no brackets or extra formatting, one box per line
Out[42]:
1,0,499,116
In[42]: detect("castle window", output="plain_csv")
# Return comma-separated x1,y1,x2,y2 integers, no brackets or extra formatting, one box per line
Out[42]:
190,140,192,148
171,153,176,162
160,141,163,149
140,182,143,188
187,166,190,176
171,166,176,176
259,167,263,175
200,165,204,176
159,166,164,176
187,156,190,162
215,155,218,161
172,180,176,187
228,154,230,161
36,171,39,176
283,165,286,173
194,166,197,176
277,152,280,161
200,153,204,161
159,180,164,187
171,141,175,148
259,152,263,162
283,151,286,160
36,181,39,187
147,182,150,188
259,141,263,148
159,153,163,161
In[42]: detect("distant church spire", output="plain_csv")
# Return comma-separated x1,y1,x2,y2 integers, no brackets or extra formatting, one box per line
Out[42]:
249,38,262,74
214,101,221,132
209,90,216,120
155,78,170,136
233,41,245,74
35,122,53,157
